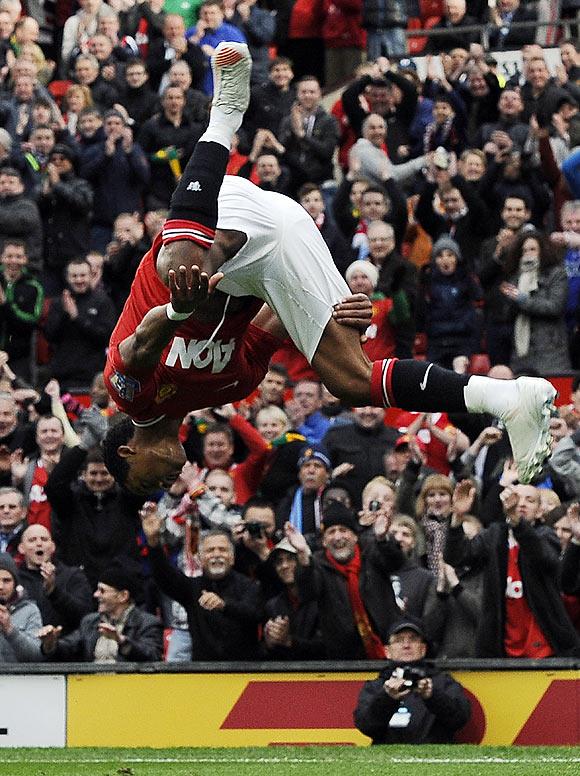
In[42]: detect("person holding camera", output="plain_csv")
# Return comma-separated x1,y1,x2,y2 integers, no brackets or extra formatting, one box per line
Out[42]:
353,619,471,744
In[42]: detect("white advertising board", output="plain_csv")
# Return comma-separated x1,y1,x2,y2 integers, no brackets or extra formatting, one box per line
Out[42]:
0,675,66,747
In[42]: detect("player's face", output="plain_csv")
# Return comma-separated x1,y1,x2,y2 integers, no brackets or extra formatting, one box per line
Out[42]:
123,440,187,496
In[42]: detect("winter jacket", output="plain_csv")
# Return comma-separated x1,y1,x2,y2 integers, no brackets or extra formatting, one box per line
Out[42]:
149,545,264,660
278,106,339,189
418,262,482,353
444,521,580,657
323,0,366,48
0,194,43,267
46,606,163,662
296,537,404,659
46,446,144,592
43,286,116,388
18,561,93,634
35,172,93,271
0,594,42,663
79,139,150,227
0,269,44,361
322,420,400,507
262,587,325,659
354,660,471,743
505,263,571,374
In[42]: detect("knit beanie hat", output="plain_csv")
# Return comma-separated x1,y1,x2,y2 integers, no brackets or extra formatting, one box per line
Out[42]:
99,565,140,600
0,552,19,584
432,235,462,262
345,259,379,288
321,500,359,534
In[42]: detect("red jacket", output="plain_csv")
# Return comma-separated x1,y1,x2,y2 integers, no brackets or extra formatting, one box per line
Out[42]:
322,0,366,48
289,0,324,38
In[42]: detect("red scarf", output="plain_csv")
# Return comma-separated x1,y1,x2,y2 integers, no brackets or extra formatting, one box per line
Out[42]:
325,544,385,659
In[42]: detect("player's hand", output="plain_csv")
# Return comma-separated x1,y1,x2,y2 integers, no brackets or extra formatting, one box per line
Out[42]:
168,265,224,314
332,293,372,330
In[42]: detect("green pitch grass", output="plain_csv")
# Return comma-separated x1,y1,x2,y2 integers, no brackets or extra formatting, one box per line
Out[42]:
0,746,579,776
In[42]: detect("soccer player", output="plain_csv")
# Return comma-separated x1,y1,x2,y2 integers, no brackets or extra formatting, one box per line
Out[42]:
103,43,556,496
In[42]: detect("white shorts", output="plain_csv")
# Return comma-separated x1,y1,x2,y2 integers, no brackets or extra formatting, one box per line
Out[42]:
216,176,350,363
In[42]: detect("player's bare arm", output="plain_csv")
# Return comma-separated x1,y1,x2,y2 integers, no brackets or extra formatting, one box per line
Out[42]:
118,265,223,371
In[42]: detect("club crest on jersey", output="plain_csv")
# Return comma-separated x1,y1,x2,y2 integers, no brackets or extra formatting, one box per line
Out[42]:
164,337,236,373
155,383,178,404
110,371,140,401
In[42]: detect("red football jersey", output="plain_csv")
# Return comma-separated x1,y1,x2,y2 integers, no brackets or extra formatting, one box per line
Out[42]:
104,234,281,422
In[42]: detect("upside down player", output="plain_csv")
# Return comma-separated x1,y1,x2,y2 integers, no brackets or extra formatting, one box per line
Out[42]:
103,42,556,497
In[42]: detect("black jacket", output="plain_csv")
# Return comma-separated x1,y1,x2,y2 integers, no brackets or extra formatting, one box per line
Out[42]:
354,660,471,743
262,587,325,660
0,269,44,361
46,446,143,592
296,537,404,659
424,16,480,54
278,106,339,190
149,545,264,660
18,561,93,634
238,81,296,154
138,111,204,208
43,287,116,388
0,194,43,267
47,606,163,662
322,421,400,507
415,175,494,266
444,521,580,657
35,172,93,270
488,7,537,51
561,541,580,596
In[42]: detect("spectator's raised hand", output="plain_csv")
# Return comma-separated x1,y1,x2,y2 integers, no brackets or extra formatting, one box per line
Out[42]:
500,485,519,523
452,480,476,518
140,501,162,547
38,624,62,651
373,512,391,540
98,621,122,642
477,426,503,447
10,449,26,486
40,561,57,595
284,522,310,562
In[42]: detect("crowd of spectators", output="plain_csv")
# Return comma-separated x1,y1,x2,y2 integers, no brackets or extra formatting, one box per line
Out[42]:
0,0,579,680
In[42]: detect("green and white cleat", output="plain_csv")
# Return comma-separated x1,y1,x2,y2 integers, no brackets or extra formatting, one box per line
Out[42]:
211,41,252,114
498,376,557,484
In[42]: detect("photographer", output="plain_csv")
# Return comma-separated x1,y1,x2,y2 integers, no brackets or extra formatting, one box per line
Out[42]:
233,497,281,601
353,620,471,744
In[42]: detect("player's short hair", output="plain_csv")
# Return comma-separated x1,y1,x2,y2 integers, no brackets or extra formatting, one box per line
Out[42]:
102,417,134,487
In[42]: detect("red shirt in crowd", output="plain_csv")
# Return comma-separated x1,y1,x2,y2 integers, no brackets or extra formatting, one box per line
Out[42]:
504,533,553,658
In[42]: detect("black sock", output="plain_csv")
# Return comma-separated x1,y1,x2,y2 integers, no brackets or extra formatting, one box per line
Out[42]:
167,141,229,230
390,360,469,412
